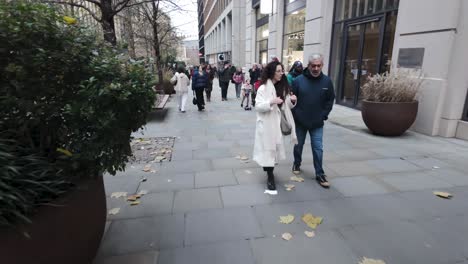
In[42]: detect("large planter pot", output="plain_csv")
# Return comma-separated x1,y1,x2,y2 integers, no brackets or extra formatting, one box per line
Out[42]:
0,177,107,264
361,100,418,136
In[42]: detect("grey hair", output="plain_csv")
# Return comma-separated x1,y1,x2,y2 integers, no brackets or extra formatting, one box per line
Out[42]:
308,53,324,64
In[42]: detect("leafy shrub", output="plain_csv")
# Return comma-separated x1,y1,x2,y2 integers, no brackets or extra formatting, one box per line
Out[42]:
0,1,155,227
361,69,423,102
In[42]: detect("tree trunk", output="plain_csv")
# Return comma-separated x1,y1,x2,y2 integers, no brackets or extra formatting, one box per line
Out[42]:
123,7,136,58
151,1,163,84
101,0,117,46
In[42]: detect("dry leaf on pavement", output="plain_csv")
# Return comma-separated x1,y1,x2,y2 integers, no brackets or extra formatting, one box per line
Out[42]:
143,164,151,172
433,191,452,199
126,194,141,201
108,208,120,215
240,156,249,161
130,200,141,206
290,176,305,182
358,257,386,264
110,192,127,199
279,214,295,224
281,233,293,241
284,184,295,191
302,213,323,229
304,231,315,238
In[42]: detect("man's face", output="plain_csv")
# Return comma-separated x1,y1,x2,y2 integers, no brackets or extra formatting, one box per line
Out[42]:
308,59,323,77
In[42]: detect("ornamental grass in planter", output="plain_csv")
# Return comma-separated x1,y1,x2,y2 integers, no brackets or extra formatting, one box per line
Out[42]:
361,69,423,136
0,2,156,263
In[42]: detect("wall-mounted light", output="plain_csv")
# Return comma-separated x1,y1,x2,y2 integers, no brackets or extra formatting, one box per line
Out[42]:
262,29,269,38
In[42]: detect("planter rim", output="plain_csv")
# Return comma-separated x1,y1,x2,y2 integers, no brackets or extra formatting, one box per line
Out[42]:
362,100,418,104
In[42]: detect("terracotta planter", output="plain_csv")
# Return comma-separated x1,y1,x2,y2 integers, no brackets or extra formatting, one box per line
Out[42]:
361,100,418,136
0,177,107,264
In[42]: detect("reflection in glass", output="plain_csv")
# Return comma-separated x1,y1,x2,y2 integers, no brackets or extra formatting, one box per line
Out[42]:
334,0,399,22
282,8,305,70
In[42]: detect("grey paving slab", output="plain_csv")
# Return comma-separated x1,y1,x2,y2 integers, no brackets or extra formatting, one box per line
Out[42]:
98,214,184,257
334,149,385,161
185,207,263,246
160,159,211,174
94,251,158,264
327,160,381,176
234,167,267,184
420,215,468,259
103,175,141,197
331,176,392,197
406,156,453,170
170,149,193,161
195,169,238,188
339,220,465,264
250,231,359,264
396,187,468,218
158,240,255,264
137,172,194,193
212,157,258,170
366,158,423,173
207,140,238,148
106,191,174,220
192,148,233,159
221,184,273,207
379,171,453,191
428,168,468,186
172,188,222,213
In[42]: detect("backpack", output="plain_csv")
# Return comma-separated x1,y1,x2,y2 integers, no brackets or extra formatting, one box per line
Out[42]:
233,73,243,84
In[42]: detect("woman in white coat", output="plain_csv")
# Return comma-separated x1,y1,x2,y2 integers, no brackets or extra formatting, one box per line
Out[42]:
171,65,190,112
253,60,298,193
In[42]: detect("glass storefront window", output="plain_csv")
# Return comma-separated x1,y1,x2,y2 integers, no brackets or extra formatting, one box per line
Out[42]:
256,23,269,64
282,9,305,70
334,0,399,22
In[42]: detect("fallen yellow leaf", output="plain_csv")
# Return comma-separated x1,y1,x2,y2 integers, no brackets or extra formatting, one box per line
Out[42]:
358,257,386,264
240,155,249,161
433,191,452,199
130,200,141,206
126,194,142,201
108,208,120,215
281,232,293,241
290,176,305,182
304,231,315,238
56,148,73,157
279,214,295,224
302,213,323,229
143,165,151,172
284,184,295,191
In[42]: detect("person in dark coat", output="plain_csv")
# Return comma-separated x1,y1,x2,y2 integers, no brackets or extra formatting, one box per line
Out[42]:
191,66,208,111
249,63,261,107
218,61,235,101
204,64,215,102
291,54,335,188
287,61,303,86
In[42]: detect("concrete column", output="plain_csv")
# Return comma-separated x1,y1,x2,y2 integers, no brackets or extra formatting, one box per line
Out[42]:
303,0,334,74
245,0,255,68
391,0,460,136
226,14,233,53
231,0,245,67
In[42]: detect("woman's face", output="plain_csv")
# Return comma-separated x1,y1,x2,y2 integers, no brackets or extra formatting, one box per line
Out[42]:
273,64,284,82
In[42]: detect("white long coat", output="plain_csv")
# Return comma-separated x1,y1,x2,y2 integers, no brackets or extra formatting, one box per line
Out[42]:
171,72,190,93
253,79,297,167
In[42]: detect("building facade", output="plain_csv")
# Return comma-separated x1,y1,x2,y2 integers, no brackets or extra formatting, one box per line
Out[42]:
198,0,468,140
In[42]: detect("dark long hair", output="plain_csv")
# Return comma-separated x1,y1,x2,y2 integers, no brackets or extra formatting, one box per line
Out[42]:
260,60,290,101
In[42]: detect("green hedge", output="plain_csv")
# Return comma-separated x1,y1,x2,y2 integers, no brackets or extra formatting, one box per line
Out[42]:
0,1,156,227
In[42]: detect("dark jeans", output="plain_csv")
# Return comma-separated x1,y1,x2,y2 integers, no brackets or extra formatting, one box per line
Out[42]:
263,167,274,172
293,125,324,176
235,83,242,98
205,85,212,101
195,89,205,110
251,90,256,106
220,81,229,99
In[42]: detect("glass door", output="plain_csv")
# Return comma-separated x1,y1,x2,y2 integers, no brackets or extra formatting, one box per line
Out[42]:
338,16,384,108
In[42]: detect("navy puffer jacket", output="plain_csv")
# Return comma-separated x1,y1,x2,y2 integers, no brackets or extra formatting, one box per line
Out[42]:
191,70,208,91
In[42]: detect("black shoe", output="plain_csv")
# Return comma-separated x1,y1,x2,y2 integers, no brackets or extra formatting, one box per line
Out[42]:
292,164,301,175
316,174,330,188
241,103,243,107
267,172,276,191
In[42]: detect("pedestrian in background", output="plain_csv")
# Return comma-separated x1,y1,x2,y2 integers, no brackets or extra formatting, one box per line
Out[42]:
249,63,261,107
191,66,208,111
240,76,252,110
291,54,335,188
287,61,303,86
205,64,215,102
218,62,235,101
253,60,297,194
171,65,190,113
232,67,244,99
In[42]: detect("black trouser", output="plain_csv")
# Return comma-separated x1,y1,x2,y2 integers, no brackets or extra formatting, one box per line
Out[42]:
251,90,256,106
263,167,274,172
220,81,229,99
205,84,212,101
195,89,205,110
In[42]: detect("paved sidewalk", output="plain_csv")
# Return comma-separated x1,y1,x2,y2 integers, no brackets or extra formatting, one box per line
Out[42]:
94,79,468,264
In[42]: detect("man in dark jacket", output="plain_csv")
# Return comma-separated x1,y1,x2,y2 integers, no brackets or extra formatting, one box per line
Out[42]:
291,54,335,188
218,61,235,101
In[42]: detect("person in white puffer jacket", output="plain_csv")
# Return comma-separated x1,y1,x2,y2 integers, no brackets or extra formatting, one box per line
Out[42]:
171,65,190,112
